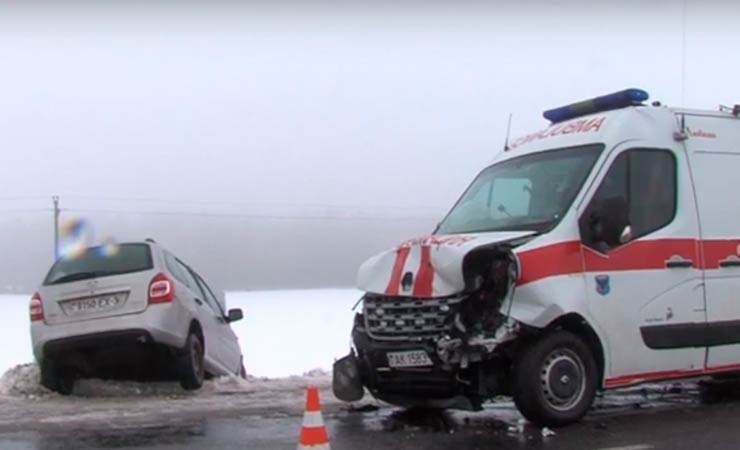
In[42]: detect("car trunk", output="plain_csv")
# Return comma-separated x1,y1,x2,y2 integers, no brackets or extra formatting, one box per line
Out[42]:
39,243,156,325
40,269,155,325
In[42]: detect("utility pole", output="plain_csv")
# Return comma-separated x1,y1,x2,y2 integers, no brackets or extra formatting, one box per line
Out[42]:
52,195,60,261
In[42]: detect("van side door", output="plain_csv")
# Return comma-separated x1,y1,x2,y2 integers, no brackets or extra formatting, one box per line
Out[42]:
580,145,706,387
683,113,740,370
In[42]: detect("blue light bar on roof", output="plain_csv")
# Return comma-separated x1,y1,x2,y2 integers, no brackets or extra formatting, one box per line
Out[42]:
543,88,649,123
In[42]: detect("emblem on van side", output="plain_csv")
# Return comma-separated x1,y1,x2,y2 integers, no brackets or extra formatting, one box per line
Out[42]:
686,127,717,139
595,275,610,296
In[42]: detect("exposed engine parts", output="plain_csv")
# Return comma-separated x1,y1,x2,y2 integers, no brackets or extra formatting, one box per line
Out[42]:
437,318,520,368
434,247,521,368
360,246,522,370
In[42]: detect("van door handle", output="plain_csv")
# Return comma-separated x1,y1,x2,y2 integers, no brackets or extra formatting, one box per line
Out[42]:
719,256,740,268
194,297,203,305
665,256,693,268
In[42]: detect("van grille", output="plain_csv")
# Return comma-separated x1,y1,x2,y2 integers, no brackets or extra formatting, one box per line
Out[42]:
363,294,463,341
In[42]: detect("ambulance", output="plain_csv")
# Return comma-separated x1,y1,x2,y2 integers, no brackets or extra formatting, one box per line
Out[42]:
333,89,740,427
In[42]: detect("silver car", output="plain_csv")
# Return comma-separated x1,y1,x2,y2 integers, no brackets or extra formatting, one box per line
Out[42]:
30,240,245,394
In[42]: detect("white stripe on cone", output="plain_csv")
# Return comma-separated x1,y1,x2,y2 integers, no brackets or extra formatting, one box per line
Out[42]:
302,411,325,428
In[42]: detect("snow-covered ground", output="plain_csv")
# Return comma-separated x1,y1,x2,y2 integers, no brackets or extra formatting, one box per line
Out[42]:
0,289,360,378
0,295,34,371
226,289,361,377
0,363,368,433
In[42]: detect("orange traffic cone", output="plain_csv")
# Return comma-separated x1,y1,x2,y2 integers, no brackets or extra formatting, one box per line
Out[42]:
297,386,331,450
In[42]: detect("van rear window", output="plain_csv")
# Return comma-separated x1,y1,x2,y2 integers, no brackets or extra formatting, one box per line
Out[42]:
43,244,153,285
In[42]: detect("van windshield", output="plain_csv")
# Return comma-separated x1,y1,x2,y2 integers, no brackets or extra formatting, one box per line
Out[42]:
44,243,153,285
436,144,604,235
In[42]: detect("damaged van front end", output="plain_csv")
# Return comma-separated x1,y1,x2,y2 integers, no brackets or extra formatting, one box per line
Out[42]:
333,140,610,421
334,233,538,410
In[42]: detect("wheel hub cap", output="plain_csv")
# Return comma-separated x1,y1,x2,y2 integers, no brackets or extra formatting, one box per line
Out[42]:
540,349,587,411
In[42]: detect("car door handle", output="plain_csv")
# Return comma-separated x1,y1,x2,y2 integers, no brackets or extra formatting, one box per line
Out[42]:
665,256,693,268
719,256,740,268
194,297,203,305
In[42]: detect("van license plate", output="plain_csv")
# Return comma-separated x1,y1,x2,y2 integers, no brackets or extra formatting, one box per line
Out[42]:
387,350,433,368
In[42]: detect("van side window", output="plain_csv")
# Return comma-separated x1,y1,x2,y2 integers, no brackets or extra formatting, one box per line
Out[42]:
580,149,676,252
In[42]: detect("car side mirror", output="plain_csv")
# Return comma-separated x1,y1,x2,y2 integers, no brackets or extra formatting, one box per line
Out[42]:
226,308,243,323
619,225,633,244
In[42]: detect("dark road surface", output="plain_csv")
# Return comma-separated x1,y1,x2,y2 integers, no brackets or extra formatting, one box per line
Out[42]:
3,380,740,450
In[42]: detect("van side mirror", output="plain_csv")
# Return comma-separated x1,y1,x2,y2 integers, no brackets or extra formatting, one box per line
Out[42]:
226,308,244,323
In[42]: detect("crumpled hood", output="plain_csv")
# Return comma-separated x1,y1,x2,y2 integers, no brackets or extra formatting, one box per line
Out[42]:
357,231,536,298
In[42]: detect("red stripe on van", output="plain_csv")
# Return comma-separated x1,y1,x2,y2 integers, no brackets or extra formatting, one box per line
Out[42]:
604,368,705,388
605,362,740,388
385,246,411,295
516,238,707,286
412,245,434,297
582,239,699,272
517,241,583,285
702,239,740,269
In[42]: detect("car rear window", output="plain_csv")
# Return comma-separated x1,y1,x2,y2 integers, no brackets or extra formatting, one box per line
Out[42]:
43,243,154,285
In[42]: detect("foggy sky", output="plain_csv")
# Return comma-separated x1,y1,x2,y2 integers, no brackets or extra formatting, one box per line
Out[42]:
1,0,739,293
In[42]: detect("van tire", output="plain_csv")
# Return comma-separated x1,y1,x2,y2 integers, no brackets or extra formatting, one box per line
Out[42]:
512,331,598,427
178,332,205,390
40,359,75,395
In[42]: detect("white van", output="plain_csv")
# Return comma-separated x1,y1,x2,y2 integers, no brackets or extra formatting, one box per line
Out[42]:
333,89,740,427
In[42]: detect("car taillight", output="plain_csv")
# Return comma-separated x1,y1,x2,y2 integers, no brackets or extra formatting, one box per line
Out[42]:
148,273,175,304
30,292,44,322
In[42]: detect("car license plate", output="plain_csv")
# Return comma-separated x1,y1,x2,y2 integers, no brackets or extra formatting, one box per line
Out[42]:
387,350,433,368
61,293,128,316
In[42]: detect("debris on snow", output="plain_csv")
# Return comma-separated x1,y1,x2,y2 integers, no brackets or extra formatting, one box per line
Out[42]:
541,426,556,437
507,418,527,434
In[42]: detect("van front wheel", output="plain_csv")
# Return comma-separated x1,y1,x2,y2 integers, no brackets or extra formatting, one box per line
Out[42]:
512,331,598,427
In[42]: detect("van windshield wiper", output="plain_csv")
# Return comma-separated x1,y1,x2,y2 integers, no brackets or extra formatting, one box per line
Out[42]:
49,271,110,285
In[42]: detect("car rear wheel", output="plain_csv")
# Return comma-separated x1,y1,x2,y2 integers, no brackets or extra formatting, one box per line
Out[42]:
40,359,75,395
178,331,205,390
512,330,598,427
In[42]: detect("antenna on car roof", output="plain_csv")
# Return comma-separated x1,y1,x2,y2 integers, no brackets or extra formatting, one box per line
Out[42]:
503,113,513,152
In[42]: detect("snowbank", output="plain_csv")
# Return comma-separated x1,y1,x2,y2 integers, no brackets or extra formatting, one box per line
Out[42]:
0,363,50,397
0,289,360,378
0,362,332,401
